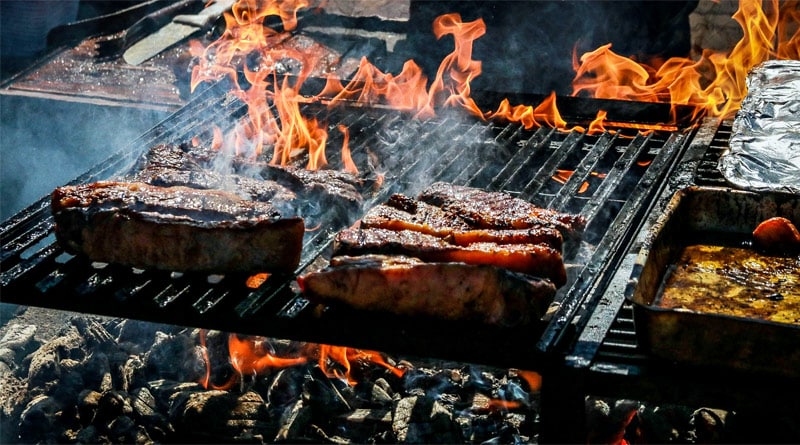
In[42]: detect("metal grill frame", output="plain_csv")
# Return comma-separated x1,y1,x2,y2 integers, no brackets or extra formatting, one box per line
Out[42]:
1,82,697,370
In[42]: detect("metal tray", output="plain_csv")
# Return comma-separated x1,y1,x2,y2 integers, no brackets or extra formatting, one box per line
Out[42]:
626,186,800,377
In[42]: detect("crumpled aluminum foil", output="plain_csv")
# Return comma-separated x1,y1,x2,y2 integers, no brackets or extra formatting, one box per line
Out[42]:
719,60,800,194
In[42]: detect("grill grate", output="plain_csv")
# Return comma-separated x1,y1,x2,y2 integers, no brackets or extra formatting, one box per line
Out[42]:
1,83,696,369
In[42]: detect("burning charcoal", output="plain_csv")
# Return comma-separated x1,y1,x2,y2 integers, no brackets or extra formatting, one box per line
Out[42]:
267,366,307,407
94,390,132,427
392,395,464,443
18,395,65,443
691,408,729,443
171,390,276,443
114,319,180,354
74,424,104,444
80,352,113,393
71,317,115,352
274,399,312,442
303,368,352,418
338,408,393,436
634,404,694,443
130,387,171,441
77,390,101,426
108,415,137,442
120,356,147,393
0,324,38,373
144,331,205,382
26,328,84,393
585,397,641,445
353,381,393,407
0,372,27,442
50,358,86,403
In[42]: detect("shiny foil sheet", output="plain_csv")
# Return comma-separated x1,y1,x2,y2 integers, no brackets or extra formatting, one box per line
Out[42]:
720,60,800,194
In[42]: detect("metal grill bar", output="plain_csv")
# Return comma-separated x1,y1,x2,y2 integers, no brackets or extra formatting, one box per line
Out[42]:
1,88,697,369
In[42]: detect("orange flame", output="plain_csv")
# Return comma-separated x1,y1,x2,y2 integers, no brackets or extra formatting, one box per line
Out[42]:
484,92,568,130
316,344,405,385
337,124,359,175
572,0,799,120
198,332,405,389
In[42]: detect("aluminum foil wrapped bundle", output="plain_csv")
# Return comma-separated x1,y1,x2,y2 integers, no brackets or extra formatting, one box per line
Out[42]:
720,60,800,194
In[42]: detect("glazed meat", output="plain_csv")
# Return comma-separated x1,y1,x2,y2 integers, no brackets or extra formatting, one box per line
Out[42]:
51,181,304,273
361,193,472,237
333,228,567,286
362,193,563,250
418,182,586,239
298,255,557,326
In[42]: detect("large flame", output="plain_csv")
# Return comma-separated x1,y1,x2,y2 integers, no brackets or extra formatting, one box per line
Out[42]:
191,0,799,165
572,0,799,120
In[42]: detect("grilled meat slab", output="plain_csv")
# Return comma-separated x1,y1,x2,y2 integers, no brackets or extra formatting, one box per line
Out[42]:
52,181,304,273
133,144,297,204
260,164,363,215
362,193,563,250
333,228,566,286
418,182,586,239
298,255,557,326
361,194,472,237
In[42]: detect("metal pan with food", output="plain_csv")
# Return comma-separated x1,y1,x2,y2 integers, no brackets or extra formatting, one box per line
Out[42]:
625,186,800,377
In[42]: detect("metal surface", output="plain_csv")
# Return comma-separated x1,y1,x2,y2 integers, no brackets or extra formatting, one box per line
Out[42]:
549,117,800,420
123,0,235,65
627,186,800,378
0,82,696,370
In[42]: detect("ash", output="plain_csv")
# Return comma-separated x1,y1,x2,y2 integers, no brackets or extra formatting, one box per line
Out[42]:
0,307,542,444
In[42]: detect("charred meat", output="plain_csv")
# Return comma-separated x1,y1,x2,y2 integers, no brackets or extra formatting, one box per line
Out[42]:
333,228,567,286
418,182,586,240
298,254,557,327
362,193,563,250
361,193,472,237
52,181,304,273
133,144,297,204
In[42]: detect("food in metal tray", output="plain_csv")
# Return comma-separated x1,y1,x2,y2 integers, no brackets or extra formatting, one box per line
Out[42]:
658,243,800,326
51,181,305,273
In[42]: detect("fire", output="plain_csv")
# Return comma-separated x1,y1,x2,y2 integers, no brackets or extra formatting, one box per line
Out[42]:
190,0,799,169
484,92,567,130
198,332,405,389
572,0,800,120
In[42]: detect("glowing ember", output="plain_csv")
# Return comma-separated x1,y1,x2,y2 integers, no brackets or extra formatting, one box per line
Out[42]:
245,272,270,288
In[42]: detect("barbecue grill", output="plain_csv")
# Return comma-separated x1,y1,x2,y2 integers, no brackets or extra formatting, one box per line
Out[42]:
3,3,797,440
0,74,696,356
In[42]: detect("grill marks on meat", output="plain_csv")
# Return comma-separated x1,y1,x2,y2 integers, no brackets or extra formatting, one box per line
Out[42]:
333,228,567,287
133,143,364,224
298,255,557,327
133,144,297,205
52,181,304,273
361,194,472,237
299,183,583,326
362,194,563,250
418,182,586,240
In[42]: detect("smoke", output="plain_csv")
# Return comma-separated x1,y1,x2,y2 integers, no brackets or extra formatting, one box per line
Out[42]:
0,96,167,221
